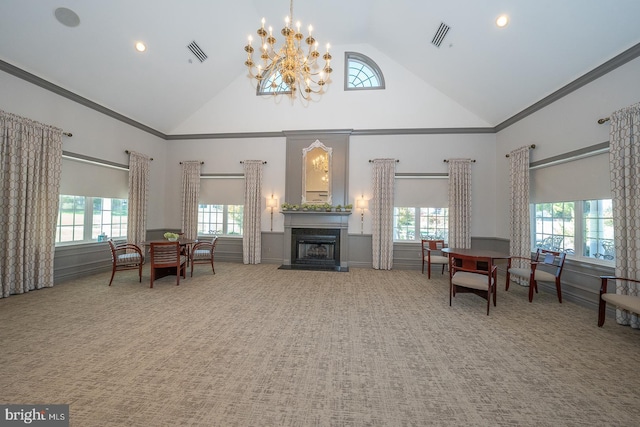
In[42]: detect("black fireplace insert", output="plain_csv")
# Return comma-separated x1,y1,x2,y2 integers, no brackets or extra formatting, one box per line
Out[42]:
290,228,341,270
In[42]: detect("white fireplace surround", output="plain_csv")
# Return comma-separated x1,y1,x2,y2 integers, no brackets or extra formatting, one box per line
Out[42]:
282,211,351,270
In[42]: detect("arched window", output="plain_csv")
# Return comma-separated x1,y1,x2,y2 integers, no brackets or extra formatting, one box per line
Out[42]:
257,66,292,96
344,52,385,90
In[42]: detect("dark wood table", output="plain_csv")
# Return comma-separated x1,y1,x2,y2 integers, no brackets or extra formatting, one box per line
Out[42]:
442,248,509,270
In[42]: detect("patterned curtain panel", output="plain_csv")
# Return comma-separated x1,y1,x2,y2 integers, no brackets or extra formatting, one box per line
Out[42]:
609,101,640,328
242,160,263,264
371,159,396,270
447,159,473,249
127,151,151,249
181,161,202,240
0,110,63,298
509,146,531,286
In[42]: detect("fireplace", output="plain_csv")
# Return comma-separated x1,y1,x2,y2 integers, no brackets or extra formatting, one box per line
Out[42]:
291,228,340,269
281,211,351,271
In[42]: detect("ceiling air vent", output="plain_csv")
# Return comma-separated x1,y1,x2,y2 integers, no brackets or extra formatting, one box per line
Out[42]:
431,22,450,48
187,41,208,62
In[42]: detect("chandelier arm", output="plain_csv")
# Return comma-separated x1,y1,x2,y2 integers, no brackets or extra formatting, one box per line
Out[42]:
245,0,329,99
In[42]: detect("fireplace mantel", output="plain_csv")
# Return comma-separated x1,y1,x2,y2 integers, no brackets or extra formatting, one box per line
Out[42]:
281,211,351,270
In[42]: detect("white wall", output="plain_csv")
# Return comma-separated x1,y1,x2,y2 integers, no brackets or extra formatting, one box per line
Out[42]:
494,56,640,239
350,133,498,236
170,44,491,135
0,71,168,228
163,137,287,233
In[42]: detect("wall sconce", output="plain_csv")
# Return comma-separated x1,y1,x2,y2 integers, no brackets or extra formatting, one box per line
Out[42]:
356,197,367,234
266,195,279,231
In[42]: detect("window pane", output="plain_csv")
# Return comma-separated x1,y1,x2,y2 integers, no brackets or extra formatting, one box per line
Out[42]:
227,205,244,236
419,207,449,241
56,195,127,244
345,52,385,90
257,65,292,95
198,204,223,235
91,197,128,240
584,199,614,260
57,195,85,243
534,201,575,253
197,204,242,236
394,207,415,241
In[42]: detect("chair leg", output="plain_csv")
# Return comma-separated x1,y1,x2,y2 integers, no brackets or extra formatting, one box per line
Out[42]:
150,269,154,288
422,259,425,274
493,283,497,307
505,271,511,291
528,280,535,302
108,266,116,286
555,278,562,303
211,258,215,274
190,259,194,277
598,300,607,327
427,262,431,279
138,264,143,283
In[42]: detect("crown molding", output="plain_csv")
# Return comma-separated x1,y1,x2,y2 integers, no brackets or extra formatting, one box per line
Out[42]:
4,42,639,139
495,42,640,132
0,59,165,139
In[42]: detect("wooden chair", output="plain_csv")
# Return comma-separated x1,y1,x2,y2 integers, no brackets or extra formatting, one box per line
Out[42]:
506,248,566,303
149,241,187,288
107,239,144,286
190,236,218,277
449,253,497,315
421,239,448,279
598,276,640,327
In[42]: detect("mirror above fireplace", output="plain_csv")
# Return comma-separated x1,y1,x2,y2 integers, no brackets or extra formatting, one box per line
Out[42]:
302,140,332,204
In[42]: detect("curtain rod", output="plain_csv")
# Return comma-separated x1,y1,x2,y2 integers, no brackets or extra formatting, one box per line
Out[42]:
63,132,72,137
239,161,267,164
179,161,204,164
124,150,153,160
505,144,536,158
443,159,476,162
368,159,399,162
598,117,610,124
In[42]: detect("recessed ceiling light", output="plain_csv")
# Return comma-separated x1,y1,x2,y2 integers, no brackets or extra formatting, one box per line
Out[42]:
135,42,147,52
496,14,509,28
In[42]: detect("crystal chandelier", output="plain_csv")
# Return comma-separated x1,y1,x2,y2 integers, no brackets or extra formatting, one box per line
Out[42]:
244,0,332,99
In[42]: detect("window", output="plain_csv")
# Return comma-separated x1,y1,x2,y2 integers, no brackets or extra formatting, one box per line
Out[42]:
532,199,614,262
584,199,614,260
197,204,244,236
533,202,575,254
56,195,128,244
394,207,449,241
344,52,385,90
257,66,291,95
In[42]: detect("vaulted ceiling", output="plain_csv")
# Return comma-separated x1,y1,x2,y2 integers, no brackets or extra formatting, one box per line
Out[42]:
1,0,639,135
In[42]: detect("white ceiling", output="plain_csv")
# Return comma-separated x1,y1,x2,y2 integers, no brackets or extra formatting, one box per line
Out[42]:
1,0,640,135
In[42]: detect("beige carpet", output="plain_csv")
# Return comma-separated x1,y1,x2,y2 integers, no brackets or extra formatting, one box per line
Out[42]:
1,263,639,426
